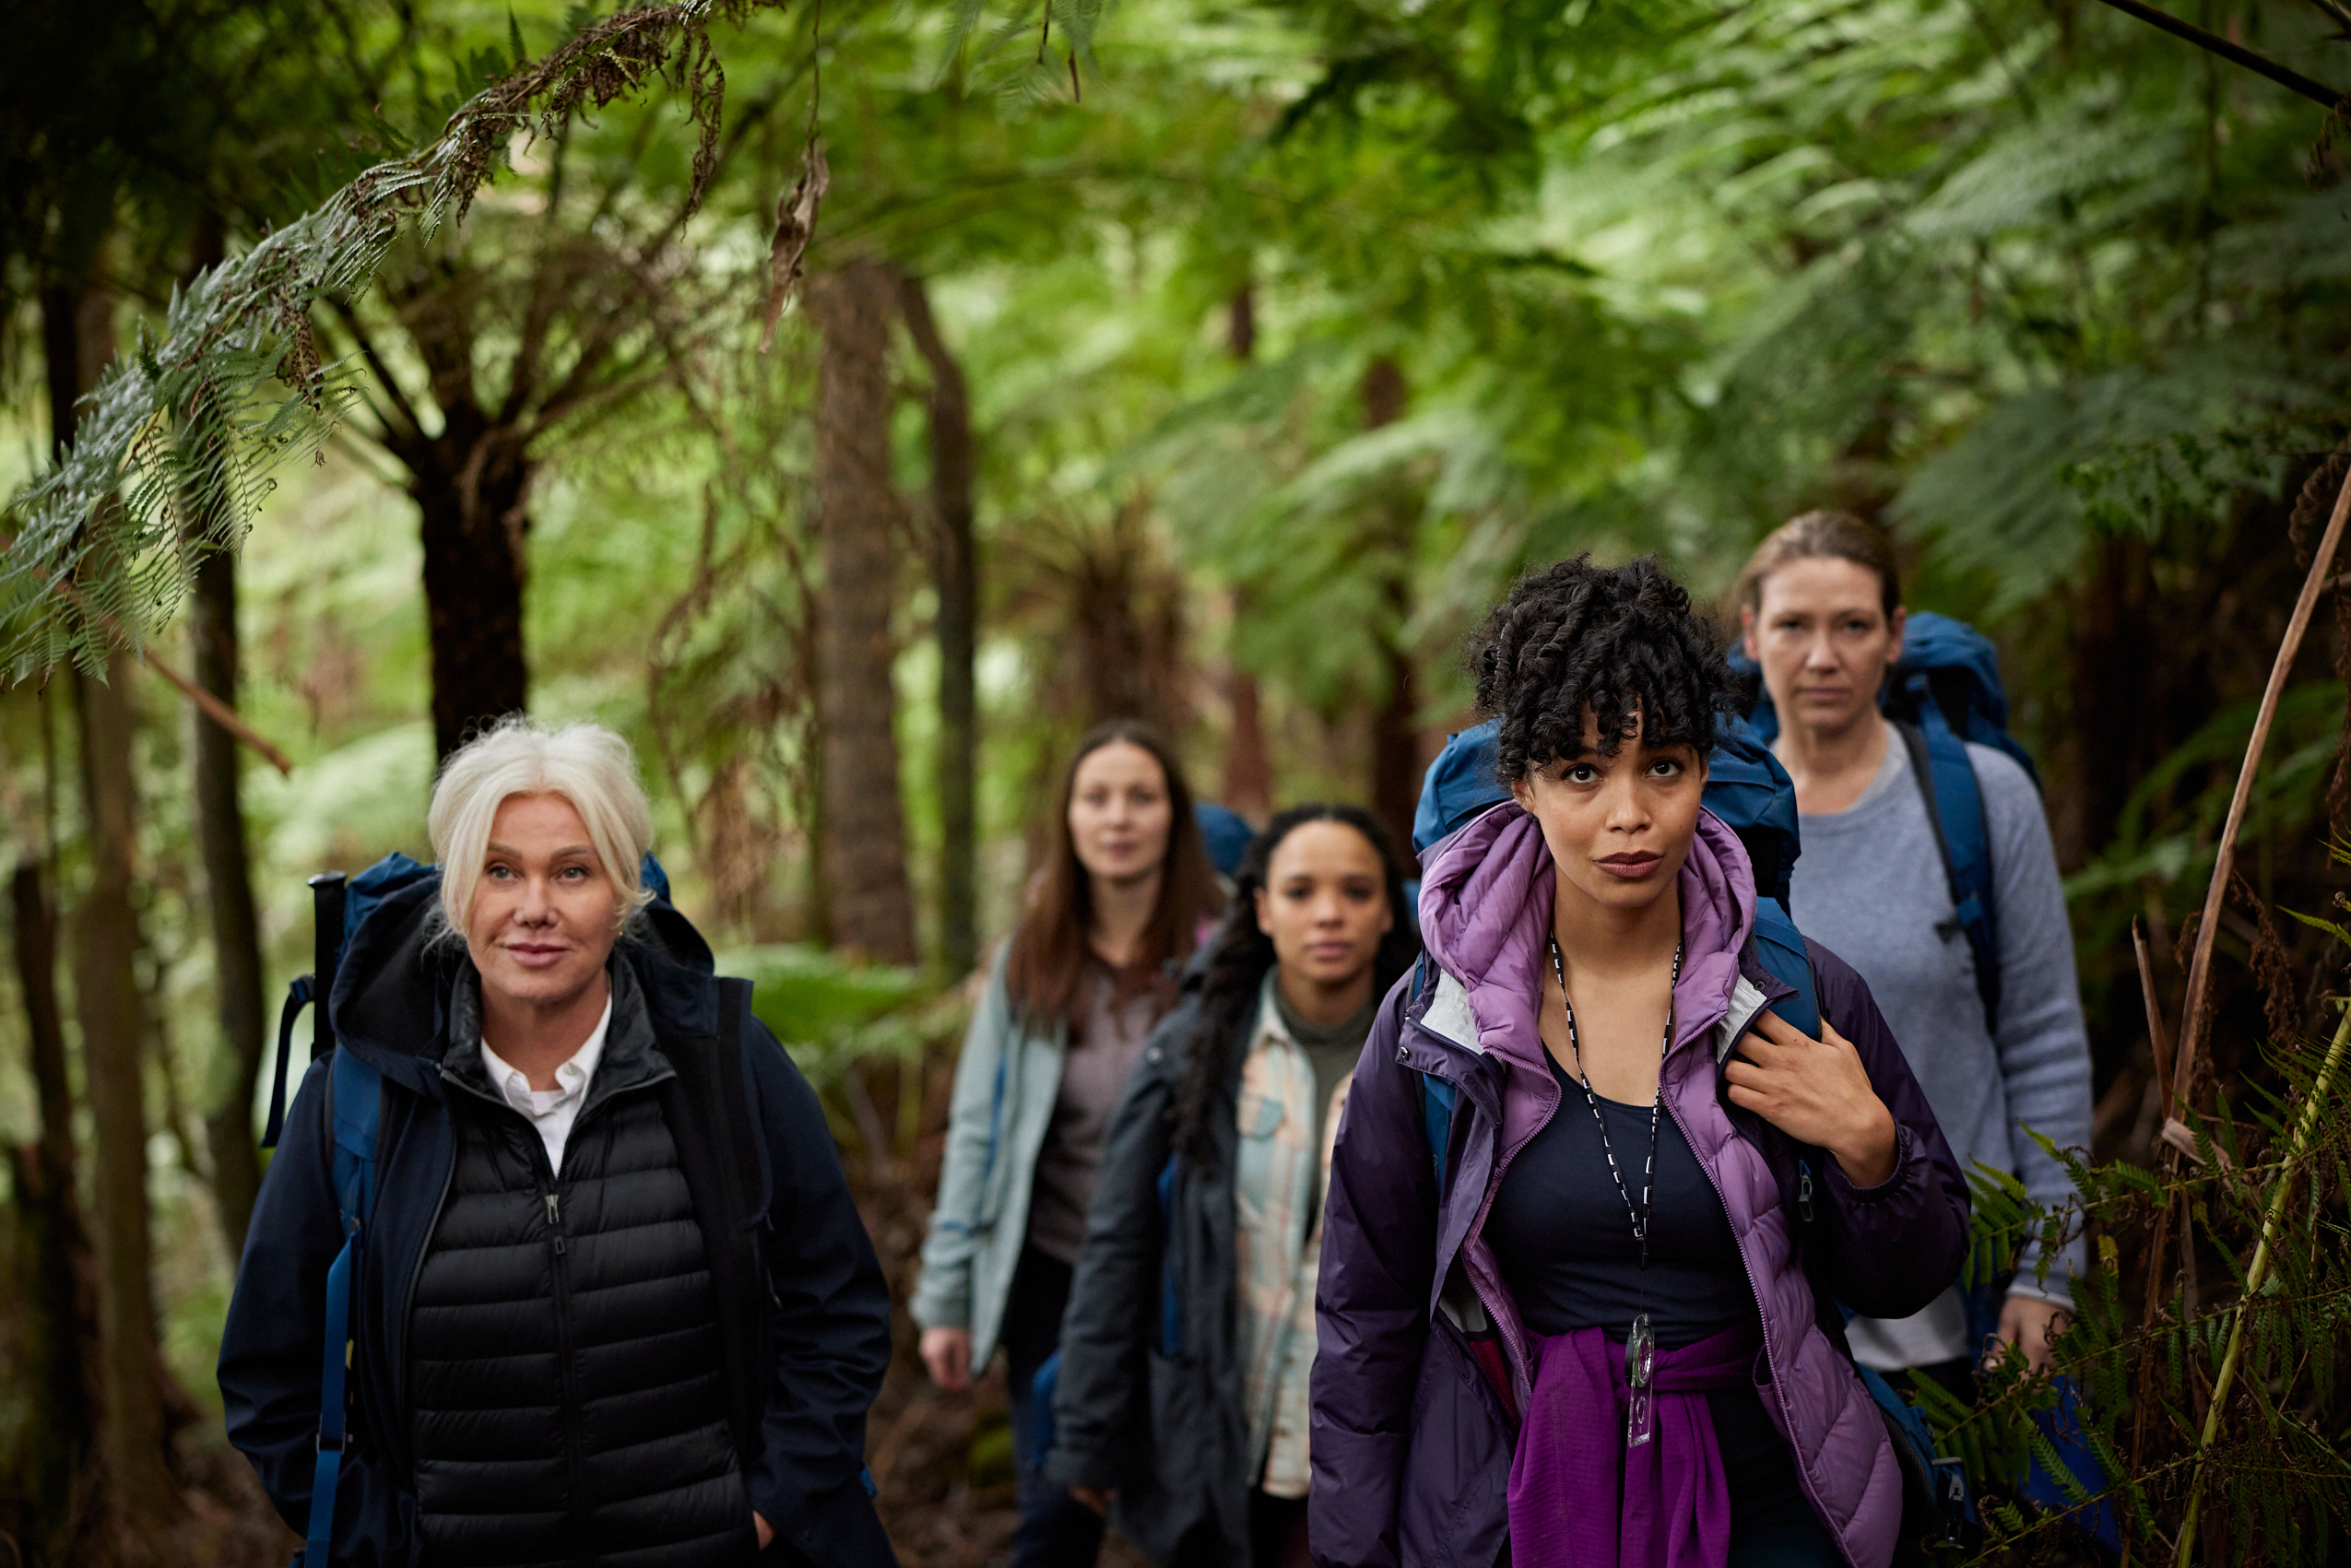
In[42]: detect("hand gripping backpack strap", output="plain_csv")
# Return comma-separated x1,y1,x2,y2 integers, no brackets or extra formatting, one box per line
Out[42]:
1895,700,2002,1033
305,1045,381,1565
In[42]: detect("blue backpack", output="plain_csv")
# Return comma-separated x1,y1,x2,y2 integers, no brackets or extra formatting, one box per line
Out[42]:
1730,610,2035,1032
260,851,677,1566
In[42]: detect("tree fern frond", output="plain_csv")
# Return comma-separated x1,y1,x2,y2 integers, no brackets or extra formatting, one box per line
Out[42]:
1,0,791,673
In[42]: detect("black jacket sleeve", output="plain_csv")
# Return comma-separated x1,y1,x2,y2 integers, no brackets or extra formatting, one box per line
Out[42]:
742,1021,899,1568
1808,942,1972,1321
1041,1017,1183,1491
1307,990,1435,1568
217,1058,419,1566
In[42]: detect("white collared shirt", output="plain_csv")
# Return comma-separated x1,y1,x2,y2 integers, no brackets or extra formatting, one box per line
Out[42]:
480,995,614,1175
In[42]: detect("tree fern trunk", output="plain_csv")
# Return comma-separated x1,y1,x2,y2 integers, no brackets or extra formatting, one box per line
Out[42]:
1364,357,1419,855
1221,291,1272,824
8,862,101,1562
416,445,532,761
74,656,179,1516
190,544,266,1258
811,258,918,964
897,270,979,977
46,275,179,1527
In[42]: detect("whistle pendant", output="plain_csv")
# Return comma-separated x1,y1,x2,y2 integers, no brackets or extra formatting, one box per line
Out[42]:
1624,1312,1657,1449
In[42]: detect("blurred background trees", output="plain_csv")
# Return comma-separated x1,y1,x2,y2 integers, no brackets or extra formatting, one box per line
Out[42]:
3,0,2350,1562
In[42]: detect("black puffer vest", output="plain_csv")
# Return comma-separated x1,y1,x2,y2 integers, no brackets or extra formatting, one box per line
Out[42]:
408,961,755,1567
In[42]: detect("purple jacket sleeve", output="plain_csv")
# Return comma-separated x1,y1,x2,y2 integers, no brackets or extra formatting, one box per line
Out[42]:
1807,942,1972,1321
1309,990,1436,1568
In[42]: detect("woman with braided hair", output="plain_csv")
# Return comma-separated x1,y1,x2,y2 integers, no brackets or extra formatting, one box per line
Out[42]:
1308,555,1969,1568
1042,805,1421,1567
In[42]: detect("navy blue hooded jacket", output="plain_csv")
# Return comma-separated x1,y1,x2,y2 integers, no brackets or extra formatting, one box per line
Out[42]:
217,875,896,1567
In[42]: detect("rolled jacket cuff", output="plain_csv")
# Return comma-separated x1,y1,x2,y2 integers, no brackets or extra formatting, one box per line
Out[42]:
1825,1124,1914,1200
908,1283,971,1334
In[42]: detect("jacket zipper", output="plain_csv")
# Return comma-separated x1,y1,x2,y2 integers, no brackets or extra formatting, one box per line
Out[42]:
437,1066,674,1545
539,1159,588,1536
1411,1019,1553,1417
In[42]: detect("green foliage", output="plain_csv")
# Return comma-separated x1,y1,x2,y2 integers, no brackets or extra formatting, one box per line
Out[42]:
1921,963,2351,1563
2,0,793,673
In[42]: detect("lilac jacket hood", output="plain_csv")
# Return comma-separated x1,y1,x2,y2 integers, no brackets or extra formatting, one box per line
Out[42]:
1308,803,1969,1568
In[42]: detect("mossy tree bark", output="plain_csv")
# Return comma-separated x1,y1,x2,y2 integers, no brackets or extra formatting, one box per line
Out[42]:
811,258,919,964
1363,356,1420,856
190,542,266,1258
897,269,979,977
8,861,103,1562
45,275,179,1527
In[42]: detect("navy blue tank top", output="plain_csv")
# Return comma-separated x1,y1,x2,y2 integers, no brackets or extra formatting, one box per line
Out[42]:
1484,1052,1753,1348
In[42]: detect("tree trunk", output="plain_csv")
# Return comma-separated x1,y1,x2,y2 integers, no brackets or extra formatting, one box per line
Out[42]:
810,259,918,964
46,274,179,1526
190,543,266,1259
1222,630,1273,822
1221,290,1272,823
897,271,979,978
74,658,179,1515
415,429,532,761
9,861,102,1560
1363,357,1419,855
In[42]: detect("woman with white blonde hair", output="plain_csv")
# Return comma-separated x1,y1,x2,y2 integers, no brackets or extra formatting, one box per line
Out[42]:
220,717,897,1568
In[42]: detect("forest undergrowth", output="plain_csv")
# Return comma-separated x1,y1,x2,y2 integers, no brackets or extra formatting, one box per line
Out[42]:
1912,849,2351,1565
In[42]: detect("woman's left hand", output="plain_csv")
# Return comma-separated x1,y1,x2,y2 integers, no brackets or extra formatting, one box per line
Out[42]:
1724,1013,1898,1188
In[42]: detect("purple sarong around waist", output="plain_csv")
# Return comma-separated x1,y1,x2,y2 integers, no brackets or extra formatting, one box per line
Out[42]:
1505,1321,1766,1568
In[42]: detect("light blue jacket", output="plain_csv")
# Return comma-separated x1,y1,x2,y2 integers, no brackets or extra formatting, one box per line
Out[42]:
911,951,1070,1373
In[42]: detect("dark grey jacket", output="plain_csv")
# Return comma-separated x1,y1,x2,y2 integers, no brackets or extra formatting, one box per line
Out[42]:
1043,987,1257,1565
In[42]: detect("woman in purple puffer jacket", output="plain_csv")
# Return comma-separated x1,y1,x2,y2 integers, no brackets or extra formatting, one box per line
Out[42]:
1308,556,1969,1568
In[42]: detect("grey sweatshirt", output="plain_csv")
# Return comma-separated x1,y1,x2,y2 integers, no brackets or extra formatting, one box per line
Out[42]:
1788,732,2093,1371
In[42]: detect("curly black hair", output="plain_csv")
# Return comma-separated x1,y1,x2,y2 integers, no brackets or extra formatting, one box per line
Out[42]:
1471,553,1738,783
1168,804,1423,1167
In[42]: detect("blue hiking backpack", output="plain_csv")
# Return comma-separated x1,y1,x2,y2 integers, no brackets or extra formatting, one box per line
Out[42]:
1730,610,2035,1032
260,850,678,1567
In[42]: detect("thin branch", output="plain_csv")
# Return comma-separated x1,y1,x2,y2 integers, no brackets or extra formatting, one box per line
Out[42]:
2136,919,2178,1125
324,296,428,446
0,525,294,773
2093,0,2351,110
139,646,295,774
521,360,678,446
2173,460,2351,1102
2176,999,2351,1567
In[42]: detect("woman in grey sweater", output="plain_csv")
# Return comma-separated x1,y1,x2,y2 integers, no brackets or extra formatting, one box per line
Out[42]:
1737,511,2093,1385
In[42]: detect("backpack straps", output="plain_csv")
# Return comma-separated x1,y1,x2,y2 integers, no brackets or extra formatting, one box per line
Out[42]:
1403,957,1463,1200
1894,696,2002,1032
306,1043,381,1565
1747,896,1821,1041
660,978,769,1462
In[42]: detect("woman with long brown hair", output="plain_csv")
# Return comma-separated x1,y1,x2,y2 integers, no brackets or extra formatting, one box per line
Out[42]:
912,721,1223,1568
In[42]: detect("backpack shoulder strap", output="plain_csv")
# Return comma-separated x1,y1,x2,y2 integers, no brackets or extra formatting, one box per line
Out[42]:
305,1046,380,1566
1748,895,1821,1041
661,978,768,1460
1405,956,1461,1199
1894,705,2002,1032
